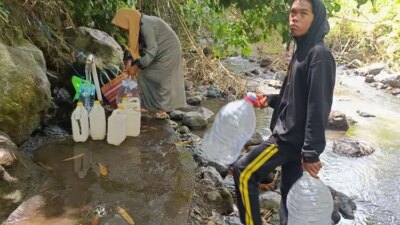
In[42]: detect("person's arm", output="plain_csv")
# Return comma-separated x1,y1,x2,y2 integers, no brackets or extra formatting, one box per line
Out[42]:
134,23,158,68
301,60,336,163
265,94,281,109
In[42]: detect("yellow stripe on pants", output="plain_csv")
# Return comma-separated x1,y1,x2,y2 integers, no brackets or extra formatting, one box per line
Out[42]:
239,145,278,225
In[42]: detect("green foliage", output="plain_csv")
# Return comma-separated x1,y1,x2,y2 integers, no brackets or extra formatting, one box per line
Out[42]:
0,2,10,23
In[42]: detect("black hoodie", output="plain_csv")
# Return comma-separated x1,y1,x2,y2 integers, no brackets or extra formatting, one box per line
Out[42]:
267,0,336,163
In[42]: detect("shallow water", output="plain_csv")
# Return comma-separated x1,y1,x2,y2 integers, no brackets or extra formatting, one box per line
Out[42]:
7,119,196,225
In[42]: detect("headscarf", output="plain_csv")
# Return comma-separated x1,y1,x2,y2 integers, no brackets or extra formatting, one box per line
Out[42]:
112,8,142,60
292,0,330,58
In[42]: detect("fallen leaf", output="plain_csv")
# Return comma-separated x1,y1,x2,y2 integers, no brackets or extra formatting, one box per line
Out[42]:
117,206,134,225
91,214,100,225
97,163,108,176
174,140,192,147
61,153,84,162
37,162,54,171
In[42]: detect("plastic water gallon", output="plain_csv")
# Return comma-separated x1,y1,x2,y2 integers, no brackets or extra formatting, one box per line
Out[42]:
107,105,127,145
89,100,106,140
287,172,334,225
71,102,89,142
121,97,140,137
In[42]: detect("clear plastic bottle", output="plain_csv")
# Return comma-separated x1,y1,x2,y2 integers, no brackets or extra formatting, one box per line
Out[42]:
287,172,334,225
201,92,257,165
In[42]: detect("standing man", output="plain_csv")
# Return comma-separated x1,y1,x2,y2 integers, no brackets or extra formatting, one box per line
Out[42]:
233,0,336,225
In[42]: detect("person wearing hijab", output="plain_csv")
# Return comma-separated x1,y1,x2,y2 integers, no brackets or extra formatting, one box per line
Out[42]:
233,0,336,224
112,9,186,119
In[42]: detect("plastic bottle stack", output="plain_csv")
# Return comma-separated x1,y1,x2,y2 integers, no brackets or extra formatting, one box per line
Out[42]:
201,92,257,165
89,100,106,140
121,97,141,137
107,105,127,146
287,172,334,225
71,102,89,142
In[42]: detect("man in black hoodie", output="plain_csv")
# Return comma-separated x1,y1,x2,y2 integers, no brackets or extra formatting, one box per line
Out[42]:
232,0,336,225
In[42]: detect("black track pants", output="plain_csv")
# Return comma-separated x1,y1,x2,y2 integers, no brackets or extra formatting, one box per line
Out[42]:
233,141,303,225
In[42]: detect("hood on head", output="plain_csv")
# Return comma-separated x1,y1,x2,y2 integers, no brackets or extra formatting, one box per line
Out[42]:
292,0,330,51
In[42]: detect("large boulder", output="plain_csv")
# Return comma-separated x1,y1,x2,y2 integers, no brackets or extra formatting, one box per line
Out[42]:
66,26,124,69
374,71,400,88
0,42,51,144
328,111,349,131
332,138,375,157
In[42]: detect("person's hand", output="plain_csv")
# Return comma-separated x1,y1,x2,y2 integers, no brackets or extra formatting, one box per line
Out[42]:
253,94,268,108
302,160,322,179
125,65,139,77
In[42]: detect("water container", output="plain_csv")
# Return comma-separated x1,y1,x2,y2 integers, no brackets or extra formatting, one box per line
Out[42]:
71,102,89,142
121,97,141,137
89,100,106,140
107,105,127,145
201,92,257,165
78,84,95,111
287,172,334,225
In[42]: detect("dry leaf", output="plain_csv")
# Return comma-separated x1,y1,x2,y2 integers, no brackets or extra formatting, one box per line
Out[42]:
37,162,54,171
174,140,192,147
97,163,108,176
91,214,100,225
117,206,134,225
61,153,84,162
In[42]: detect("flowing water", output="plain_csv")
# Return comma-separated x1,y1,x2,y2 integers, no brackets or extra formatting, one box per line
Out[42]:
221,58,400,225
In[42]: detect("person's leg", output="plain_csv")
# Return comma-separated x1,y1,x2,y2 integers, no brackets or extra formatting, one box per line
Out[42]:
278,159,303,225
233,143,289,225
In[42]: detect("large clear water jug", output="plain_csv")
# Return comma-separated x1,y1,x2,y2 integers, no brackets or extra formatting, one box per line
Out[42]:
107,105,127,145
201,92,257,165
89,100,106,140
71,102,89,142
287,172,334,225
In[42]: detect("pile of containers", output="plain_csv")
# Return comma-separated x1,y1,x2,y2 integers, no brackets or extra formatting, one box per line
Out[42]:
71,96,141,146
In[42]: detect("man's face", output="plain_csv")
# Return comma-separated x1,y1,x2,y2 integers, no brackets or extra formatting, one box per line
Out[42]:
289,0,314,37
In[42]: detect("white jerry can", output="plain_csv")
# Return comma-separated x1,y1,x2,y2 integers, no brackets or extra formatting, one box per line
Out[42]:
107,105,127,145
89,100,106,140
71,102,89,142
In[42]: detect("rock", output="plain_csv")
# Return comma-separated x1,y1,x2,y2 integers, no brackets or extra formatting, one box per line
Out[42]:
195,85,208,95
187,96,202,106
245,132,264,147
203,47,213,57
332,138,375,157
223,175,236,198
374,71,400,88
251,69,260,75
169,110,186,121
185,79,194,91
336,191,357,219
358,63,386,76
273,70,286,82
244,71,255,77
369,82,378,88
166,119,179,129
182,112,208,130
392,88,400,96
67,26,124,69
0,42,51,144
223,216,242,225
356,110,375,118
177,126,190,134
365,75,375,83
260,57,273,68
327,111,349,131
0,146,16,167
259,191,281,210
196,107,214,121
206,85,222,98
3,195,47,225
268,80,283,89
207,160,229,178
347,59,363,68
